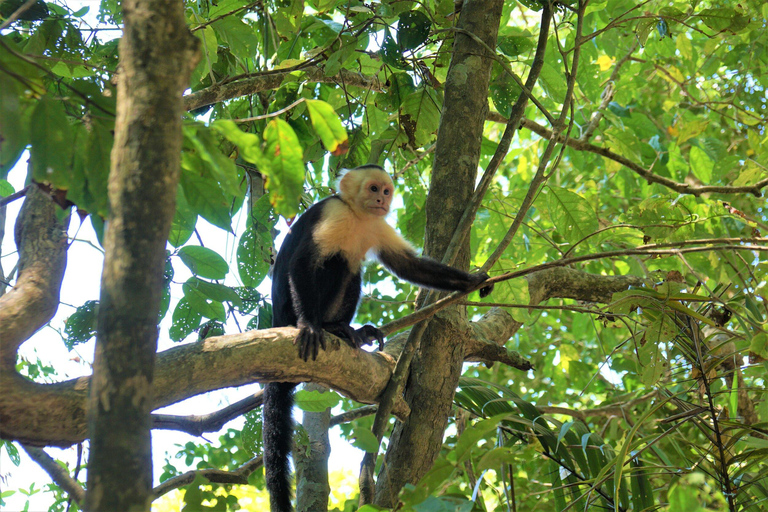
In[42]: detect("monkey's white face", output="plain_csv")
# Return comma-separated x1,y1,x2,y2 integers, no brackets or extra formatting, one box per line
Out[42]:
360,177,393,216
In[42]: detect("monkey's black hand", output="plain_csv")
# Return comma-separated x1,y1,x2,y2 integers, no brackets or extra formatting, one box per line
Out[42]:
296,321,326,362
357,325,385,351
324,323,384,351
472,272,493,298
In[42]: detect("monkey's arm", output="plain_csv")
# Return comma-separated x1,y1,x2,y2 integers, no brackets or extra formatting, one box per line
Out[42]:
286,248,343,361
377,247,493,297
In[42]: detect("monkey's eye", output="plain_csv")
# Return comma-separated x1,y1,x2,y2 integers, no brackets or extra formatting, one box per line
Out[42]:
370,185,378,192
383,189,390,196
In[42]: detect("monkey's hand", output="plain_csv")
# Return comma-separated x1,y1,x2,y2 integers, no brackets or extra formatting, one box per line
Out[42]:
296,321,326,362
324,323,385,351
472,272,493,298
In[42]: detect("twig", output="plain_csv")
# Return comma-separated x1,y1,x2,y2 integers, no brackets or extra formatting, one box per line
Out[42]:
151,455,263,499
0,0,40,30
0,185,30,208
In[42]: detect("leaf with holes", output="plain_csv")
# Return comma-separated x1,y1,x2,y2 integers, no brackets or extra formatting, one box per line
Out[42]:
397,11,430,51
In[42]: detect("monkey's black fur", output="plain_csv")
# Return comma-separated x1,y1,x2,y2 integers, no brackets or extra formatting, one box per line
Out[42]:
263,174,492,512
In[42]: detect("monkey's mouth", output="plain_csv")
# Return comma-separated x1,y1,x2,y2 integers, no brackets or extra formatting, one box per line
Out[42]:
369,206,388,213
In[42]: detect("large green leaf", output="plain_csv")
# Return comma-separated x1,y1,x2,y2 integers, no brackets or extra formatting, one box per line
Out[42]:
178,246,229,280
30,96,75,189
397,11,430,51
263,118,305,217
305,99,348,155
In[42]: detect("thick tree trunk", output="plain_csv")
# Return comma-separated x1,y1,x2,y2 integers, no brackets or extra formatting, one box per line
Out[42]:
84,1,198,510
374,0,505,506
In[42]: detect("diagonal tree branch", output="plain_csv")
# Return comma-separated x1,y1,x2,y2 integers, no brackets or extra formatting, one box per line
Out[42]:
0,182,68,367
487,112,768,197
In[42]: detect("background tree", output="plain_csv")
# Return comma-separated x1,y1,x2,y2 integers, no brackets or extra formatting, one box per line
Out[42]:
1,0,767,511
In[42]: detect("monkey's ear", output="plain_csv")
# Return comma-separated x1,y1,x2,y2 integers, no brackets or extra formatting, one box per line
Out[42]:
337,168,358,198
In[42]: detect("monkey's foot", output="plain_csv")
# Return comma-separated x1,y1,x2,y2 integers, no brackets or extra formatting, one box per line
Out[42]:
295,322,326,362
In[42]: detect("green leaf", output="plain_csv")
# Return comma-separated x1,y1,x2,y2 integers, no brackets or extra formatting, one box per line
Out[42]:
241,411,263,455
194,26,218,82
0,179,14,197
397,11,431,51
213,120,267,167
490,72,521,118
30,96,75,189
169,187,197,248
185,126,244,199
237,224,272,287
538,61,567,104
305,99,348,155
475,446,516,472
178,246,229,280
212,17,259,57
350,427,380,453
64,300,99,349
497,35,535,57
180,155,233,231
547,186,599,246
450,414,507,464
3,441,20,466
263,118,305,217
400,88,441,147
294,388,341,412
749,332,768,359
689,145,713,182
170,297,203,342
184,277,243,308
181,279,227,322
380,30,408,69
676,119,709,145
0,73,29,177
698,8,737,33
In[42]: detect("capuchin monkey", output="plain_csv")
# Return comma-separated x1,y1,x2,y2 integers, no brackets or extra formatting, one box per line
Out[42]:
263,164,492,512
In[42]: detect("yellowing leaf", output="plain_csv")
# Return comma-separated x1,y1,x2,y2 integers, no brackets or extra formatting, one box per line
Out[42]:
676,119,709,145
676,34,693,60
305,99,348,155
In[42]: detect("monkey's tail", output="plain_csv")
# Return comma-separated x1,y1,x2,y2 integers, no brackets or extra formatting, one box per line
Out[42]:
263,382,296,512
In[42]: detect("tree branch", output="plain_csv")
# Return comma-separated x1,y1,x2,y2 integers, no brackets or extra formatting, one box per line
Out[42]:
152,391,264,436
183,66,384,112
22,445,86,506
151,455,263,500
487,113,768,197
0,182,68,367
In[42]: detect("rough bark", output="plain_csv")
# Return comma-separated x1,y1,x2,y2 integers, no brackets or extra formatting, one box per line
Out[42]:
295,383,332,512
374,0,505,505
84,1,199,510
0,183,68,367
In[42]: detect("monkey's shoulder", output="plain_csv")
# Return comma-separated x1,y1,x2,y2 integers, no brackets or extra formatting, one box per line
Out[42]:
312,197,405,264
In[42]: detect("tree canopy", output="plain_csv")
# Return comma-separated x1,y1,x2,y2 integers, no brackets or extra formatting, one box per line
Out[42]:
1,0,767,511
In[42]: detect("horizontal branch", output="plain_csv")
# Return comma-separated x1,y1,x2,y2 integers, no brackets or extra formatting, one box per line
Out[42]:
0,327,399,446
487,112,768,197
183,67,384,112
